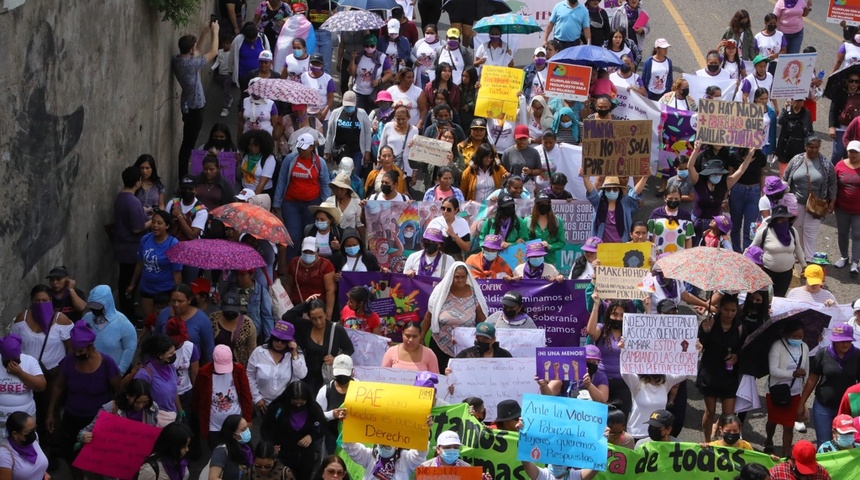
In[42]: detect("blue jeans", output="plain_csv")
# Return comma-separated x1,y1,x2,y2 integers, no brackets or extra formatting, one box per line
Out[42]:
729,183,761,252
832,130,846,165
784,29,804,54
316,29,333,75
812,398,837,447
282,198,322,260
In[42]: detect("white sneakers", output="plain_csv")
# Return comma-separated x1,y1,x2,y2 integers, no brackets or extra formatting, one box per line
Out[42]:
795,421,807,433
220,108,229,117
835,257,848,268
852,262,859,276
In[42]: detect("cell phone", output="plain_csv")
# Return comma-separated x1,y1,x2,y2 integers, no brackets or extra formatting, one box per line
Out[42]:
210,14,218,24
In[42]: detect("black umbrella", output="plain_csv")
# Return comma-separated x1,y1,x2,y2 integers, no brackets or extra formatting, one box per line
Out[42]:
442,0,511,19
824,64,860,101
740,308,832,378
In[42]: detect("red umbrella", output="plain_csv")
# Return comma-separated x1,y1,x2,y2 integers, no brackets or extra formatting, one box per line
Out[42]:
166,239,266,270
210,202,293,246
653,247,772,292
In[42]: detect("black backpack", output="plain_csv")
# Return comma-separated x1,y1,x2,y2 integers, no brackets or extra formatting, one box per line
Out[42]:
133,458,159,480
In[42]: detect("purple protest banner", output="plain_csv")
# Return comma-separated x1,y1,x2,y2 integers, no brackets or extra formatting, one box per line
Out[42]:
190,149,238,184
340,272,589,346
535,347,586,383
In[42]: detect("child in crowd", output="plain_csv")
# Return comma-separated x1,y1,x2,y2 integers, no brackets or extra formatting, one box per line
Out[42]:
211,35,235,118
702,215,733,250
340,286,382,334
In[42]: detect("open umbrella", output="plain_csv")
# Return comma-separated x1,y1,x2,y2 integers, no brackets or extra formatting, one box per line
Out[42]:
246,78,321,105
336,0,398,10
741,308,833,378
653,247,773,292
551,45,623,69
473,13,541,35
824,64,860,101
320,10,386,32
166,239,266,271
210,202,293,246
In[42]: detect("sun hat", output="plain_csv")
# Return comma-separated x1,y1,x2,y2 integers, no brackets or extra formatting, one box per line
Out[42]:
830,323,855,342
699,159,729,176
743,246,764,265
270,320,296,342
525,241,548,258
422,227,444,243
494,400,521,422
598,176,624,189
329,172,354,194
309,202,343,225
762,176,787,196
581,236,602,253
482,234,503,251
713,215,732,234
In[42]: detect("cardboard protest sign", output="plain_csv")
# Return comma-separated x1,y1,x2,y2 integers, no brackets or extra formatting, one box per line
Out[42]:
594,265,649,300
551,200,593,244
447,357,538,421
597,243,651,268
770,53,818,100
828,0,860,25
408,136,454,167
342,381,433,450
697,99,765,149
453,327,546,358
346,329,390,367
415,466,484,480
518,394,608,470
475,66,525,120
545,62,592,102
73,410,161,479
535,347,586,383
621,314,699,375
581,120,653,176
190,149,238,184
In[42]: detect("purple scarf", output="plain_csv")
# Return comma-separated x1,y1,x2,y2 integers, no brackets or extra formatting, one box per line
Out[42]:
30,302,55,333
524,262,543,279
772,221,792,246
289,408,308,431
126,408,144,422
828,344,857,365
784,0,799,8
656,272,678,300
370,452,398,480
625,4,638,22
239,443,254,467
419,253,442,276
162,459,188,480
499,218,512,240
8,439,38,464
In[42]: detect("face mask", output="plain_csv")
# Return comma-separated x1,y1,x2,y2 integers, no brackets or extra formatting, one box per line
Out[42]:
239,429,252,444
490,34,501,42
836,433,856,448
474,341,491,353
560,120,573,128
666,200,681,209
766,24,777,32
335,375,352,385
424,243,439,254
381,184,393,195
500,206,515,217
680,88,690,97
722,432,741,445
17,431,37,446
344,106,356,114
604,190,620,201
608,320,623,330
404,230,415,238
528,257,544,267
310,65,323,74
787,338,803,347
75,353,90,362
677,170,689,179
620,64,631,73
162,354,177,365
537,204,551,215
301,253,317,264
503,308,519,320
587,363,599,376
769,192,785,201
596,108,611,117
345,246,361,256
709,175,723,184
707,64,720,73
440,449,460,464
484,251,498,261
647,426,665,441
378,445,396,458
315,221,330,230
181,191,195,202
535,57,547,67
293,49,304,57
549,465,568,478
425,33,437,42
447,40,459,49
364,46,376,54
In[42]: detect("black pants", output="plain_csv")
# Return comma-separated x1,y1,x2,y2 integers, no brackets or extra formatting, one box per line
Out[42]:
340,59,352,95
669,380,688,438
355,92,375,113
429,337,451,373
117,262,137,321
607,377,632,418
557,39,583,50
764,266,794,297
179,107,205,178
418,0,442,29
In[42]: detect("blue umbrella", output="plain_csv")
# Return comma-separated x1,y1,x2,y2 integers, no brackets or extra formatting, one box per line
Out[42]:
473,13,541,35
551,45,624,69
337,0,399,11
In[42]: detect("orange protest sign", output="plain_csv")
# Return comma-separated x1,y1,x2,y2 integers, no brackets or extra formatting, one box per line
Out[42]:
545,62,591,102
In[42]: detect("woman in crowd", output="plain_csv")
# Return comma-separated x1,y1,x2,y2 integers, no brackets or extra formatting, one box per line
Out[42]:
460,143,505,203
827,69,860,164
551,106,579,145
640,38,673,101
751,205,806,297
261,381,327,480
648,186,694,255
759,176,798,219
195,152,236,210
514,241,563,282
423,166,465,203
721,10,755,61
427,197,470,260
458,67,479,132
388,69,428,130
834,140,860,273
210,288,258,365
527,191,565,267
305,203,344,260
583,175,648,243
719,39,747,81
787,264,837,305
605,28,642,66
729,146,769,252
341,421,428,480
165,317,199,435
773,0,810,54
366,147,409,197
128,210,182,321
833,31,860,72
134,154,166,216
78,379,159,446
207,414,254,479
777,97,814,177
413,25,441,89
0,334,45,428
755,14,787,71
422,263,488,371
610,0,651,53
517,95,554,142
0,411,49,480
202,123,237,153
238,130,277,198
341,286,381,333
622,371,687,442
474,25,514,69
285,238,337,322
192,345,253,448
696,50,731,80
133,334,180,426
283,296,354,392
605,408,635,449
324,91,372,175
382,321,440,372
465,234,514,280
379,104,418,183
252,441,296,480
659,77,697,111
314,455,351,480
782,136,837,263
331,228,381,275
570,237,601,281
697,295,744,443
247,320,307,414
709,414,753,450
424,64,460,111
403,228,455,277
155,284,216,364
587,293,631,415
327,173,364,236
764,320,809,455
479,194,527,247
136,422,192,480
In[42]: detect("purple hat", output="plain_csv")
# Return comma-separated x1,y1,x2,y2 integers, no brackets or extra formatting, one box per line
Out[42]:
482,234,504,251
830,323,855,343
70,320,97,349
585,345,601,361
744,246,764,265
270,320,295,342
713,215,732,234
525,240,547,258
581,236,602,253
414,371,439,388
0,334,22,360
423,227,444,243
763,176,787,196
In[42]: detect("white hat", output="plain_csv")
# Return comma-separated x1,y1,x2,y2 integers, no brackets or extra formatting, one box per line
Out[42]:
387,18,400,33
301,236,317,253
654,38,671,49
332,354,354,376
296,133,316,150
848,140,860,153
258,50,274,61
437,430,461,446
853,299,860,311
534,47,546,56
235,188,256,201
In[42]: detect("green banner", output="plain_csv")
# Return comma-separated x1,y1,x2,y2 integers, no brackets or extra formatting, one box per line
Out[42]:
338,403,859,479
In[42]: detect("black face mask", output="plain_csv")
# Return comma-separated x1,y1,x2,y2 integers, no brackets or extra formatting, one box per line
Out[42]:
335,375,352,385
766,24,777,32
500,206,515,217
474,341,491,353
620,64,631,74
722,432,740,445
212,139,229,149
503,308,519,320
608,320,623,330
769,192,784,202
17,431,37,446
381,184,393,195
180,189,195,202
91,308,105,317
75,353,90,362
707,64,720,73
424,243,439,254
537,204,551,215
680,88,690,97
666,200,681,209
162,354,177,365
647,426,665,441
596,109,611,117
586,363,599,376
1,358,20,369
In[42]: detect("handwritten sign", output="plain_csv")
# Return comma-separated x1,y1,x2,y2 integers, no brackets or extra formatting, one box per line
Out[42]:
452,327,546,358
346,329,390,367
535,347,586,383
518,394,608,470
551,200,593,244
73,410,162,479
408,136,454,167
597,242,651,268
190,149,238,184
415,466,484,480
446,358,537,421
770,53,818,100
476,65,525,120
828,0,860,26
697,99,765,149
581,120,653,176
342,381,433,450
594,265,648,300
545,62,592,102
621,314,699,375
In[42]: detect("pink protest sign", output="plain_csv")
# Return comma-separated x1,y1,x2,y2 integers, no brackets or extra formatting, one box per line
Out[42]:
73,410,161,480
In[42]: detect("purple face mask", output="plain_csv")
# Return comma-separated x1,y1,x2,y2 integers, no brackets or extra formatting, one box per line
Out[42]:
31,302,55,333
535,57,547,67
448,39,459,49
310,65,323,74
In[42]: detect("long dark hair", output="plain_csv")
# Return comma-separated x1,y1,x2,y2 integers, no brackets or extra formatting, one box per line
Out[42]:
729,10,750,34
149,422,191,465
529,200,559,239
135,154,164,190
115,378,154,411
29,284,51,300
432,63,455,92
596,300,628,347
468,143,496,173
219,414,251,466
239,129,275,160
203,123,237,151
461,66,479,92
313,455,351,480
272,381,327,428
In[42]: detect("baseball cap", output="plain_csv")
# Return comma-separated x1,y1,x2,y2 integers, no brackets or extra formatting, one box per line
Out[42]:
447,27,460,39
833,414,858,434
644,409,674,428
470,117,487,129
437,430,461,446
534,47,546,56
292,2,307,13
270,320,296,342
46,266,70,279
502,291,523,307
853,299,860,311
753,54,770,65
301,236,318,253
375,90,393,103
475,322,496,339
258,50,273,61
235,188,256,202
387,18,400,33
585,344,601,361
221,293,248,313
657,299,680,314
654,38,671,49
514,124,530,139
180,175,197,187
497,194,515,208
581,236,602,253
848,140,860,153
213,344,234,374
332,354,354,377
803,264,824,286
791,440,818,475
830,323,855,342
296,133,316,150
342,91,357,107
310,53,324,64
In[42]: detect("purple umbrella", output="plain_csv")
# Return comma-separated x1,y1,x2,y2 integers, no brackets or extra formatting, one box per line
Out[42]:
166,239,266,271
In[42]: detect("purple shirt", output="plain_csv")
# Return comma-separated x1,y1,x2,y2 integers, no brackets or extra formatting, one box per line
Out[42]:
595,324,622,379
602,211,623,243
60,353,121,418
135,361,179,412
113,192,148,264
239,38,266,80
692,176,727,219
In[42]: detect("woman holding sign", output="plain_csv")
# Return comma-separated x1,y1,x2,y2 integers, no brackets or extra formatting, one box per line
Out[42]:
587,292,633,416
341,420,429,480
582,174,648,244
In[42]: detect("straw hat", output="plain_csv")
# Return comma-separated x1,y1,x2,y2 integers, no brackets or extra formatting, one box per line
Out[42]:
309,202,342,225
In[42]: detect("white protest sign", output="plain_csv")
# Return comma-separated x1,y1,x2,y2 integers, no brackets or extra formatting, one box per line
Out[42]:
684,75,740,102
620,314,699,375
346,329,390,367
447,358,538,421
354,366,452,389
451,327,546,358
408,136,452,167
534,143,586,199
770,53,817,100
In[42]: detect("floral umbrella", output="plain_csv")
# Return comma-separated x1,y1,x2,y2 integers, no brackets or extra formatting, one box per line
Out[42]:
652,246,773,292
320,9,386,32
473,13,541,35
210,202,292,246
335,0,399,11
166,239,266,270
246,78,320,105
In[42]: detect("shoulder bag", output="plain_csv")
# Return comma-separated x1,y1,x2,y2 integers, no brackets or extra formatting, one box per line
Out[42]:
768,340,798,407
804,157,830,218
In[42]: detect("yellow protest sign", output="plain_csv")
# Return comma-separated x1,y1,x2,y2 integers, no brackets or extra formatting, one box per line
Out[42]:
596,242,652,268
342,381,433,450
475,65,524,121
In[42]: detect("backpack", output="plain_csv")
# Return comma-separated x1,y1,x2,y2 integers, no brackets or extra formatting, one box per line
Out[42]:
133,458,159,480
839,93,860,126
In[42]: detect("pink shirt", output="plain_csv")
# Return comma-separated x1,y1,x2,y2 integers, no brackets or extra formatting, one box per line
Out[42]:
589,77,617,98
381,345,440,373
774,0,806,35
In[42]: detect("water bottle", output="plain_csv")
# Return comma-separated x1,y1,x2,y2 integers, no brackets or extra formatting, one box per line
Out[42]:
725,347,734,371
817,70,826,80
181,101,189,115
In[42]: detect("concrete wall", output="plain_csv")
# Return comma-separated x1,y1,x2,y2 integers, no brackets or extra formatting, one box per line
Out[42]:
0,1,208,321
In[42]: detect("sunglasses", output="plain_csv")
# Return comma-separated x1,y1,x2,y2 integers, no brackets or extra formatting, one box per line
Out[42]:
326,468,346,476
849,79,860,84
441,206,455,212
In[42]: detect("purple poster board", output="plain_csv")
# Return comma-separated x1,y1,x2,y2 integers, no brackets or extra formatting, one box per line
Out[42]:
535,347,587,384
190,150,238,184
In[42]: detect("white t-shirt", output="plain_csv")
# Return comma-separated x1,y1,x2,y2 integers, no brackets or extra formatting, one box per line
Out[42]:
384,40,400,67
488,120,515,152
300,71,334,114
529,68,548,98
695,67,733,81
413,39,440,84
743,72,774,95
174,341,196,396
387,84,424,127
341,254,368,272
722,61,743,80
11,316,73,370
609,45,631,60
610,72,641,90
534,467,584,480
0,353,42,421
285,54,310,80
475,42,513,70
437,48,465,85
316,230,333,257
403,251,455,277
380,123,418,176
647,58,670,95
755,31,785,58
242,97,277,134
623,373,686,437
474,170,496,203
165,198,209,232
428,216,470,241
0,438,49,480
239,154,276,192
354,54,385,96
209,372,243,432
840,42,860,70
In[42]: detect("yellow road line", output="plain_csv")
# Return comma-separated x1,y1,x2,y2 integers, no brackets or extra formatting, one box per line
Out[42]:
766,0,842,42
661,0,707,68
